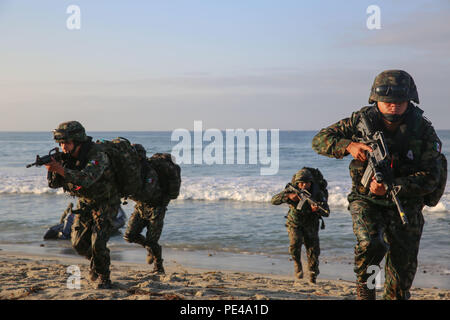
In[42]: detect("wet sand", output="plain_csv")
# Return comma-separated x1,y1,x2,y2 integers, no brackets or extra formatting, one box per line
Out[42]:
0,249,448,300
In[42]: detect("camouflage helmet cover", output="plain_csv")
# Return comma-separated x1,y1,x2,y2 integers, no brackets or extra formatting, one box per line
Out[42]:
132,144,147,158
369,70,419,104
53,121,87,143
293,169,314,184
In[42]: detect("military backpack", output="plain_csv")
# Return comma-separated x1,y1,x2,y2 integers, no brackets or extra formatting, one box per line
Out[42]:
95,137,143,199
148,153,182,200
424,152,447,207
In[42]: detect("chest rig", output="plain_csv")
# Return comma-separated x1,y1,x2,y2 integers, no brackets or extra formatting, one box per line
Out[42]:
349,104,426,197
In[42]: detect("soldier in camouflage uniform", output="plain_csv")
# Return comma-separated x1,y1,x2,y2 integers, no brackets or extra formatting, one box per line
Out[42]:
311,70,443,299
123,144,169,274
45,121,121,289
271,168,330,283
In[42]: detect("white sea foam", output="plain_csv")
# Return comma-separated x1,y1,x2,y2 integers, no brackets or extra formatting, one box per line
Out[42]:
1,173,448,212
413,191,449,214
0,173,63,195
177,176,283,202
423,201,448,213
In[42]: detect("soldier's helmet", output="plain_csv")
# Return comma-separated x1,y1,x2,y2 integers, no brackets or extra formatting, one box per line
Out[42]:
293,169,314,184
132,144,147,158
53,121,88,143
369,70,419,104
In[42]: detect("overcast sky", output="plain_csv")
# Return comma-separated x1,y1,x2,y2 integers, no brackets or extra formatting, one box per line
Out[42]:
1,0,449,131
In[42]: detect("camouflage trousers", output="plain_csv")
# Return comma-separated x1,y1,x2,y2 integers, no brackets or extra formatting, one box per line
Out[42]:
349,199,424,300
71,201,120,278
286,219,321,277
123,203,166,262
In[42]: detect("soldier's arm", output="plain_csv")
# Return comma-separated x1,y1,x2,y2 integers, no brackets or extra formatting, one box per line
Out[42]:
395,124,442,197
47,171,64,189
63,151,110,189
312,115,358,159
271,190,290,205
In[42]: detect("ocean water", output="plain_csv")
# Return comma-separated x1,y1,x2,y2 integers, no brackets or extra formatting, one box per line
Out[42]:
0,131,449,286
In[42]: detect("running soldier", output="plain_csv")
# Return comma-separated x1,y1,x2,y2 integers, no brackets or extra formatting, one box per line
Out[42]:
123,144,170,274
271,167,330,283
312,70,443,299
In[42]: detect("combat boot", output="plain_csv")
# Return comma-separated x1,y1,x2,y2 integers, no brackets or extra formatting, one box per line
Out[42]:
356,282,376,300
309,273,317,284
149,244,164,274
152,259,165,274
146,248,155,265
89,269,99,282
97,274,112,289
294,261,303,279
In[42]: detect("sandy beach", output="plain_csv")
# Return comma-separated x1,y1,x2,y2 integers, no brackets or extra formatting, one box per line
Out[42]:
0,249,448,301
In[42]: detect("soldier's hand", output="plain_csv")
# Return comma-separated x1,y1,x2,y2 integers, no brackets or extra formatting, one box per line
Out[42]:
287,193,300,202
44,157,65,177
369,177,387,196
310,204,319,212
346,142,373,162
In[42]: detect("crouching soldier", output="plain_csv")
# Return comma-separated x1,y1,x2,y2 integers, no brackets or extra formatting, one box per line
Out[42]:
45,121,121,289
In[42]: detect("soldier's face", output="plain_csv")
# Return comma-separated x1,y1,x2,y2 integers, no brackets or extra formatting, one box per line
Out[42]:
377,101,408,115
59,141,75,154
297,182,311,190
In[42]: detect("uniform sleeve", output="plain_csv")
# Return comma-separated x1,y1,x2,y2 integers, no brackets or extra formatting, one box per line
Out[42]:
395,124,442,197
312,115,357,159
47,171,64,189
271,190,289,205
63,151,110,189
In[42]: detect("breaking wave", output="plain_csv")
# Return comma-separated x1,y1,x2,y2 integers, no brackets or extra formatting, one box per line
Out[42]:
0,174,447,212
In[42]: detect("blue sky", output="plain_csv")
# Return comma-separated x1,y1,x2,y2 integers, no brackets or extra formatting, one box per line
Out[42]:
1,0,449,130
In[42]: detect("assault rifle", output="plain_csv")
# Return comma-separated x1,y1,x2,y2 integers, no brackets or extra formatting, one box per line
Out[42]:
284,183,330,215
26,147,65,168
357,113,408,225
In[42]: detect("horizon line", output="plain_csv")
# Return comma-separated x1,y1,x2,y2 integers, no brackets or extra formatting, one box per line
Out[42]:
1,129,450,133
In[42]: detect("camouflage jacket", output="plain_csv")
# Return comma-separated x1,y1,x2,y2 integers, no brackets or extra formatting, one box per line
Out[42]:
48,138,120,206
271,184,329,227
311,104,442,207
